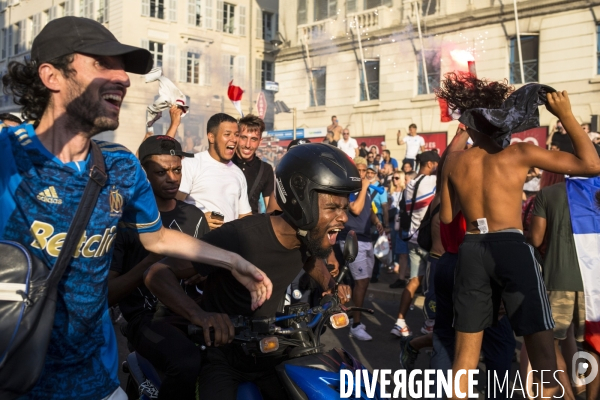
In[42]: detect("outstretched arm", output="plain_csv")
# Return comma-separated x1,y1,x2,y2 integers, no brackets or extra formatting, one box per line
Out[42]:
521,91,600,176
139,227,272,309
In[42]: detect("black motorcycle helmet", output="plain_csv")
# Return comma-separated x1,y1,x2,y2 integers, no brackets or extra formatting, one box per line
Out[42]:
275,143,361,236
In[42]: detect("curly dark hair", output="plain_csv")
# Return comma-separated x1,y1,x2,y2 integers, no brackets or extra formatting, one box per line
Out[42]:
2,54,75,121
435,72,514,113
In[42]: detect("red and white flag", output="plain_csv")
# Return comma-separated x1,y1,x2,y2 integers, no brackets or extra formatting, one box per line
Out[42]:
228,80,244,117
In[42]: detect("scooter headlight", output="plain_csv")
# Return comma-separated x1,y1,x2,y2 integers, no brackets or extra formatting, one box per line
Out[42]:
260,337,279,353
330,313,350,329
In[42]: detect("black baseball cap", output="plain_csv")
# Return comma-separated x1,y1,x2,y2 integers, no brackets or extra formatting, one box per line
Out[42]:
138,136,194,162
417,151,441,164
31,17,152,74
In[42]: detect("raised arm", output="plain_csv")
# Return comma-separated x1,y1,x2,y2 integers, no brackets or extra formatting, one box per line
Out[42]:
165,105,184,138
520,91,600,176
348,179,370,216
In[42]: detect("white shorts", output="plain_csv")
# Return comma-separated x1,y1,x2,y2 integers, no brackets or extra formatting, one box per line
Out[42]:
339,240,374,280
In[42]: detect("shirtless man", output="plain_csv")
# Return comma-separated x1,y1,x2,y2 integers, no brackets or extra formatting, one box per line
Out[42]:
439,79,600,399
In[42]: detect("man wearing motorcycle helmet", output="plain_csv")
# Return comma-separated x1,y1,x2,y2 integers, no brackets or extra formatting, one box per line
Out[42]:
145,143,361,399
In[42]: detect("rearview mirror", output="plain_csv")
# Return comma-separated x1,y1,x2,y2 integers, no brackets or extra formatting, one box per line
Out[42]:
343,231,358,263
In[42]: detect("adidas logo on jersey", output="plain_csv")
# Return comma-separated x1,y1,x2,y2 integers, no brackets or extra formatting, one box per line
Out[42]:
37,186,63,204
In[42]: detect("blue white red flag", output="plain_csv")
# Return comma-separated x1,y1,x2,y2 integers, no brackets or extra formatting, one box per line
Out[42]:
567,176,600,353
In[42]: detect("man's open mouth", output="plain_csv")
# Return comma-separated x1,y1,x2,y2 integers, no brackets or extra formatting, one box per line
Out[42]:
327,228,342,245
102,93,123,109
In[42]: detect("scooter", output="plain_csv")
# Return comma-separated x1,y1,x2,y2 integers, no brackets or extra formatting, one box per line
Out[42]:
122,231,381,399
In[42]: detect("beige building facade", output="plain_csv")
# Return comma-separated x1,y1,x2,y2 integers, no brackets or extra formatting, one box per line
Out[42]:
0,0,279,151
274,0,600,157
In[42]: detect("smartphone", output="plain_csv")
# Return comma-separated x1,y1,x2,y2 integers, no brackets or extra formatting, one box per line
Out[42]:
210,211,224,221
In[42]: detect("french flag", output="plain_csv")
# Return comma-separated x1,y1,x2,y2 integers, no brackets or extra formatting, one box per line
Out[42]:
228,80,244,117
567,176,600,353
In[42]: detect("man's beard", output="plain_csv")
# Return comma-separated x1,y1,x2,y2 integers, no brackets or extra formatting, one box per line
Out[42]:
65,79,120,137
305,226,333,259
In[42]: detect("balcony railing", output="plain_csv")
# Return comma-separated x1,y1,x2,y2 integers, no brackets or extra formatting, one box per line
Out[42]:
349,8,380,31
298,19,332,42
509,60,538,84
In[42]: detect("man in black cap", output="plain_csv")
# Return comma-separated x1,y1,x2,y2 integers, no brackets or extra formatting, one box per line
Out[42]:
0,17,271,399
109,135,209,400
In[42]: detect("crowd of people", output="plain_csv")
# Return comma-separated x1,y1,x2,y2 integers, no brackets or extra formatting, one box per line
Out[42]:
1,15,600,400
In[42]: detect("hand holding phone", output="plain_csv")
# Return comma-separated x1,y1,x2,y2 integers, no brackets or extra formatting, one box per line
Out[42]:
207,211,225,230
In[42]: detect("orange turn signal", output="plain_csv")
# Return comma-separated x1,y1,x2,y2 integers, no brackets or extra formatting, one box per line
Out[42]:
260,337,280,353
330,313,350,329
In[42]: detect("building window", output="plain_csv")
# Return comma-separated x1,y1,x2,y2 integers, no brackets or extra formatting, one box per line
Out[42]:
189,0,201,26
417,50,440,95
262,11,273,41
262,60,274,89
315,0,337,21
12,22,21,56
509,35,538,84
597,25,600,75
223,3,235,34
149,41,164,68
150,0,165,19
421,0,437,15
297,0,306,25
309,67,326,107
365,0,391,10
97,0,108,23
359,60,379,101
186,52,200,84
1,28,6,59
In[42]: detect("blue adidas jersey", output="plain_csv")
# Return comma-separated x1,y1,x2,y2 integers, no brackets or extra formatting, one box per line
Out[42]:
0,123,161,399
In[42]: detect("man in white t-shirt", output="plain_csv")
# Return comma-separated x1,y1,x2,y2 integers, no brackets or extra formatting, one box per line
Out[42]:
390,151,440,338
178,113,252,229
337,128,359,159
397,123,426,170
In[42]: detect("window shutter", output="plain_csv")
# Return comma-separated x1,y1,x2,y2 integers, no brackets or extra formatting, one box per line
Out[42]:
103,0,109,22
32,13,41,40
201,53,211,85
169,0,177,22
166,44,176,79
19,20,26,53
7,25,12,57
272,14,278,41
187,0,195,25
141,39,149,51
347,0,356,13
328,0,337,18
297,0,306,25
255,58,262,90
141,0,150,17
179,50,187,82
222,54,230,86
236,55,246,88
204,0,212,29
65,0,74,16
216,0,223,32
255,9,262,39
239,5,246,36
